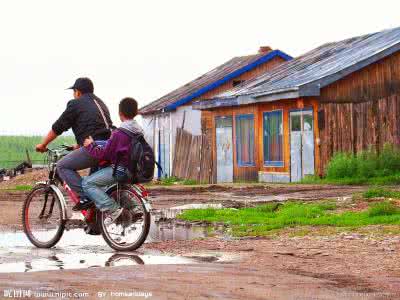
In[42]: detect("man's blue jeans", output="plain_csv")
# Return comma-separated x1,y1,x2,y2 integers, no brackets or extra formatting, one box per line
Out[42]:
57,141,107,200
82,166,120,212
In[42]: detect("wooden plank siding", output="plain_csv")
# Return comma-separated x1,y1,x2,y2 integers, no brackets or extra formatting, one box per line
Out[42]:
320,51,400,103
317,50,400,174
172,128,214,183
318,94,400,174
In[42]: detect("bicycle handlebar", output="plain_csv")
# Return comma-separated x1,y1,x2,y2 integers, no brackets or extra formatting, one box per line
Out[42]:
47,144,74,152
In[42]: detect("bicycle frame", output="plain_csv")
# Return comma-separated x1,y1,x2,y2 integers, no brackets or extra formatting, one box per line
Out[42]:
37,146,152,224
35,181,152,223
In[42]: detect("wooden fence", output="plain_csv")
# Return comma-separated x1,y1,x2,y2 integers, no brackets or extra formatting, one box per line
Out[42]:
171,128,213,183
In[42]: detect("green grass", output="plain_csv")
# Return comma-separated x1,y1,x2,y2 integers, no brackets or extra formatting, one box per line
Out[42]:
362,187,400,199
177,201,400,237
302,144,400,185
182,179,198,185
302,173,400,185
0,135,75,168
158,176,180,186
3,185,33,191
157,176,203,186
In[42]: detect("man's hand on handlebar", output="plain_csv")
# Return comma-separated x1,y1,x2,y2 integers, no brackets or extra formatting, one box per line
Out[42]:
35,143,47,153
35,143,78,153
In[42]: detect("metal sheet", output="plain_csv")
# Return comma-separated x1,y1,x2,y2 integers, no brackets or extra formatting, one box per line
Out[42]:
290,110,315,182
302,113,315,176
216,117,233,183
159,129,170,178
290,131,302,182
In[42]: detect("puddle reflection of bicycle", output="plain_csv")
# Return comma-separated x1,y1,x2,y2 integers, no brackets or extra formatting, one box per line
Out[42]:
23,253,144,272
105,254,145,266
22,145,152,252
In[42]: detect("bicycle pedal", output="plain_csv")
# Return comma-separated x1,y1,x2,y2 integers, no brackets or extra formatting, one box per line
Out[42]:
70,212,85,220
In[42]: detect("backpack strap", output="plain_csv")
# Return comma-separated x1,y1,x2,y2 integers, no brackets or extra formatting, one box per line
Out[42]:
155,161,163,174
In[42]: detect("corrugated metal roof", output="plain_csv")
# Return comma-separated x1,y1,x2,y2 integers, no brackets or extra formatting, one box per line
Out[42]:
139,50,292,115
194,26,400,109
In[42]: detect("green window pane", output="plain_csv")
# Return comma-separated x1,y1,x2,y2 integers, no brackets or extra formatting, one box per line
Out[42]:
263,111,283,165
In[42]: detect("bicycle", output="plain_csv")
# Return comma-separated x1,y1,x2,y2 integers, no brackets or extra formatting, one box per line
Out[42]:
22,145,152,251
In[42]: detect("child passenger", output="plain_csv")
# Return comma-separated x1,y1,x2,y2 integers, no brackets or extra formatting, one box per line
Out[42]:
78,97,143,224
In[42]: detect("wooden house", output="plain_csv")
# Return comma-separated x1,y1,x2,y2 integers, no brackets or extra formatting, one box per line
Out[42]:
193,27,400,183
139,47,292,177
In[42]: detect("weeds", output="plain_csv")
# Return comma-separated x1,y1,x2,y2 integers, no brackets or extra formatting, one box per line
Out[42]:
363,187,400,199
178,200,400,236
367,201,399,217
303,144,400,185
158,176,201,186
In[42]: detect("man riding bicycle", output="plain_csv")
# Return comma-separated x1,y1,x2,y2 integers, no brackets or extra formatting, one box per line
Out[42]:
35,77,113,211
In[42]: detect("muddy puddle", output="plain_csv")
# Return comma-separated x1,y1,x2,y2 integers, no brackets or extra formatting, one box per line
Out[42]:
0,210,232,273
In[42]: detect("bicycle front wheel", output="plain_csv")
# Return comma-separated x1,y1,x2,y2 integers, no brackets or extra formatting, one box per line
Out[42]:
22,184,65,248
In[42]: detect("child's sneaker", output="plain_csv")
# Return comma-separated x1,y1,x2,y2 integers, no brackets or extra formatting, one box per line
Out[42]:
104,207,124,226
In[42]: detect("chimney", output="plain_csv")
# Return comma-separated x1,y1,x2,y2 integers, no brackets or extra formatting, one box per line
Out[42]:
258,46,272,54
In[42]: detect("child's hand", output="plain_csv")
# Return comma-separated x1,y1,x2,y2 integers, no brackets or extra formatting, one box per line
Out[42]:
84,136,94,147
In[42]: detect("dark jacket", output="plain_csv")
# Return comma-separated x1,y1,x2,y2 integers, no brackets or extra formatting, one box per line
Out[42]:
52,93,113,146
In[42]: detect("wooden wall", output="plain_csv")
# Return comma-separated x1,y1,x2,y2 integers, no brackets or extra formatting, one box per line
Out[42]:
206,104,259,183
202,98,319,182
318,50,400,174
320,51,400,103
172,128,213,183
257,99,319,175
318,94,400,174
198,55,287,183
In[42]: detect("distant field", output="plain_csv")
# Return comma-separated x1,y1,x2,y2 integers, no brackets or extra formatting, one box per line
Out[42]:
0,135,75,169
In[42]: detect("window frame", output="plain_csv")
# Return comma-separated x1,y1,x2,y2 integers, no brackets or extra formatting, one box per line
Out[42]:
263,110,284,167
235,113,255,167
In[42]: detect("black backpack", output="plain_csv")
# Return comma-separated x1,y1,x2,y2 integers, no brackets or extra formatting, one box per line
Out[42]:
118,128,156,183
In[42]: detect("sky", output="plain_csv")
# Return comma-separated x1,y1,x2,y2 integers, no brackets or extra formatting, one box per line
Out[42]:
0,0,399,135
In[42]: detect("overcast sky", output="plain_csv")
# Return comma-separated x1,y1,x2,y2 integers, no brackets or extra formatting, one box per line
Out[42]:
0,0,399,135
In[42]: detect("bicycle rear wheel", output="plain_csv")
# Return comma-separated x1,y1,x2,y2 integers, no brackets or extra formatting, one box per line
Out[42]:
22,184,65,248
100,185,150,251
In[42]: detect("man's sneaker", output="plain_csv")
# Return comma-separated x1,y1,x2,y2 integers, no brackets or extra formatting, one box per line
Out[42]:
72,200,94,211
104,208,124,226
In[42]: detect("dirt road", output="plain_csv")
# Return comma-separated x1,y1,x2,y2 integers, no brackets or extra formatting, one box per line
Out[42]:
1,176,399,299
0,234,399,299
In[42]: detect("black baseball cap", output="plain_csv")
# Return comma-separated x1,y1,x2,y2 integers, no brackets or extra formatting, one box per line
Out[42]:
67,77,94,94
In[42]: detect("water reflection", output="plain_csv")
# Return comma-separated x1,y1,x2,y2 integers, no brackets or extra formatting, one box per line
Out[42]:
0,253,200,273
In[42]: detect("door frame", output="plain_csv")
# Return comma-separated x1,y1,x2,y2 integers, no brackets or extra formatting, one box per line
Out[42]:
215,115,234,183
289,108,315,182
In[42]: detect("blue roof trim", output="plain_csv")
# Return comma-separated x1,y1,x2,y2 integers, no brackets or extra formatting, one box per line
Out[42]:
164,50,292,111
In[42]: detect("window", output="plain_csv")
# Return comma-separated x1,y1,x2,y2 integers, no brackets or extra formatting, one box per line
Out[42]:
233,79,245,87
235,114,255,166
263,111,283,166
